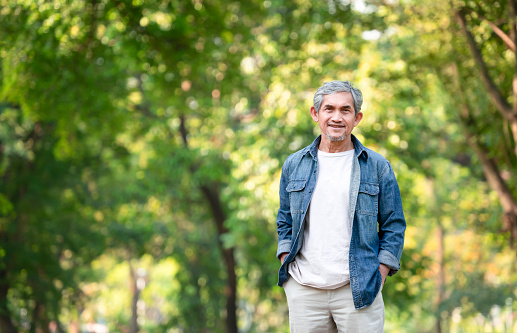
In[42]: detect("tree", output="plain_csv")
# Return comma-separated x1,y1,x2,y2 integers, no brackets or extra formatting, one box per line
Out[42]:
2,0,515,331
384,0,517,243
369,0,517,329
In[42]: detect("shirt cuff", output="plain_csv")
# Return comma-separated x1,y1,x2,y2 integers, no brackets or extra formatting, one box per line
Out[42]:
276,240,291,259
378,249,400,276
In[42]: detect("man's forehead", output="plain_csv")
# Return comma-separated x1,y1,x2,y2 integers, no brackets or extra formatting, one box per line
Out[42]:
322,91,354,104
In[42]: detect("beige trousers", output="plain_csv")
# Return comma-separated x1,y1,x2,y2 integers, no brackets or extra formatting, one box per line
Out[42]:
283,278,384,333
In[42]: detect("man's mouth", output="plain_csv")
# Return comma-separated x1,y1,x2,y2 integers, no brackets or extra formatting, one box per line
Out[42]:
328,124,344,128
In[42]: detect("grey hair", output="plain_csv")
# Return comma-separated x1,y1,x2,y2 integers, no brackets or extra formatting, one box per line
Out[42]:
313,81,363,114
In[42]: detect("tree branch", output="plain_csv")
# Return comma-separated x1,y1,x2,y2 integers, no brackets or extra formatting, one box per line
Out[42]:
451,62,517,244
455,9,514,121
76,0,98,54
462,7,515,52
134,74,158,119
477,12,515,52
508,0,517,156
179,113,189,148
509,0,517,114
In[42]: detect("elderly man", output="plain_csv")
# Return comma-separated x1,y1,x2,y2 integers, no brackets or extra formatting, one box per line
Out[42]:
276,81,406,332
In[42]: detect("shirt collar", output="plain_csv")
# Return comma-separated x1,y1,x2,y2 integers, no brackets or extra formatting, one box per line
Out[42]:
306,135,321,159
304,134,368,160
351,134,368,159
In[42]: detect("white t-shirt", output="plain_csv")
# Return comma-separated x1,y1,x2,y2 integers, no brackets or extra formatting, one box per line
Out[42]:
288,149,354,289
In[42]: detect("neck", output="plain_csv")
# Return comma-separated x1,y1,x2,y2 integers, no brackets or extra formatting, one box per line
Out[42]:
319,136,354,153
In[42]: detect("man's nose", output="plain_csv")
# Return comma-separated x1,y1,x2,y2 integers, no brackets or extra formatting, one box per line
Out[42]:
331,111,343,121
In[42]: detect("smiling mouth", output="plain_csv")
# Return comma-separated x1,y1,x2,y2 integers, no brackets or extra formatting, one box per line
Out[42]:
328,124,344,128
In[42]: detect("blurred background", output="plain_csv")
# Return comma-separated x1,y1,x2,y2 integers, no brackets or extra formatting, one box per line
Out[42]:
1,0,516,332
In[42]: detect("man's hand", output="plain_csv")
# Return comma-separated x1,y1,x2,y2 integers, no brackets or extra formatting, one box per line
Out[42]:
379,263,390,286
280,252,289,264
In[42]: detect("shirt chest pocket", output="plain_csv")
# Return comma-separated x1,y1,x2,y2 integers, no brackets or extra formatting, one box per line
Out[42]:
286,180,306,214
357,182,379,216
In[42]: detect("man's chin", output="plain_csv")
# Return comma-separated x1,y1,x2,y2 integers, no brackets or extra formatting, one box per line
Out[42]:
324,133,347,142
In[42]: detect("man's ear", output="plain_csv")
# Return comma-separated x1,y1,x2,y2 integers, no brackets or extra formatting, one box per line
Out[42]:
354,112,363,126
310,106,319,122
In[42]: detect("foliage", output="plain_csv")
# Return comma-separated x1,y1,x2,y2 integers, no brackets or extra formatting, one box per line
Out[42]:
0,0,516,332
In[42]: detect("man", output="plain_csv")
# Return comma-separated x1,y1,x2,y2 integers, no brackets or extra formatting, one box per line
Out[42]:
276,81,406,332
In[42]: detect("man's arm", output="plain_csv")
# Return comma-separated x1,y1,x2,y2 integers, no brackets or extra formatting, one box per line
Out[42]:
276,157,293,260
379,263,390,285
377,161,406,276
280,252,289,264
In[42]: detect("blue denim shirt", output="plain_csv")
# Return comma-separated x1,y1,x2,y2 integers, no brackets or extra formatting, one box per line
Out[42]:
276,135,406,310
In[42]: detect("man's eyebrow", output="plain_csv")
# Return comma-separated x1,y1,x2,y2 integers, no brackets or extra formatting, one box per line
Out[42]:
323,103,353,109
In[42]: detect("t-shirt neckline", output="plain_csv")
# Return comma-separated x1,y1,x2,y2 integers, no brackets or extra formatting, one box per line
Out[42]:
317,149,354,157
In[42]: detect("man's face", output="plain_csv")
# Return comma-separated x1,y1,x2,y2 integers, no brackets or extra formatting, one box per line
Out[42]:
310,92,363,142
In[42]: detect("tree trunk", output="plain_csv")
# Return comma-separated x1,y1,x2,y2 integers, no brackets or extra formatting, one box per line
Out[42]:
200,185,238,333
178,114,238,333
128,260,140,333
0,267,17,333
511,119,517,158
469,138,517,244
435,222,445,333
30,301,50,333
427,178,445,333
29,302,40,333
55,319,66,333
